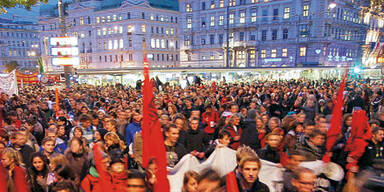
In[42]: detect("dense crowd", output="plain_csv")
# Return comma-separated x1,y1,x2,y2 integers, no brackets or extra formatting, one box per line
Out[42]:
0,77,383,192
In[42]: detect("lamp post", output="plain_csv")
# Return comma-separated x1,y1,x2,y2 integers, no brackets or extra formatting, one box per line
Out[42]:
58,0,72,88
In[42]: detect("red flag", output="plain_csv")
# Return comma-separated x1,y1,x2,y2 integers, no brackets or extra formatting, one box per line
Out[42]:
142,58,170,191
93,144,113,192
0,164,7,192
14,166,30,192
322,70,348,163
344,110,372,171
226,172,239,192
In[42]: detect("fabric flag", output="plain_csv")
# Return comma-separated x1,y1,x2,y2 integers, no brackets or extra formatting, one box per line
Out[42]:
142,57,170,191
0,164,7,192
93,144,113,192
55,88,60,116
226,172,239,192
38,57,44,74
14,166,30,192
322,70,348,163
344,110,372,171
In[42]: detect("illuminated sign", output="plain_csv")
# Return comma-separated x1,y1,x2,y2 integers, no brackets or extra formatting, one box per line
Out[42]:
50,37,78,46
51,47,79,56
52,57,80,66
264,58,282,63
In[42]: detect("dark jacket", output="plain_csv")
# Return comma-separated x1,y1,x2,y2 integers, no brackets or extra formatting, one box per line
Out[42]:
184,128,210,153
165,142,188,167
295,139,325,161
358,140,384,170
241,119,261,151
236,172,270,192
14,144,34,168
257,145,281,163
65,150,88,178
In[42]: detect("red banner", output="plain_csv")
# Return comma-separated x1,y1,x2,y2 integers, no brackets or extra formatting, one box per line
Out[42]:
16,71,38,84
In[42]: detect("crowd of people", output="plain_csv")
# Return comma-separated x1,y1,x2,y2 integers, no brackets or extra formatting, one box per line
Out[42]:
0,77,383,192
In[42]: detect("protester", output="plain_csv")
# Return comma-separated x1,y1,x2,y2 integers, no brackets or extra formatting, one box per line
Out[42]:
182,171,200,192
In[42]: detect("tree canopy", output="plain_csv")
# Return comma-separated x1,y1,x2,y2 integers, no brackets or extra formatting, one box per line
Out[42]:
0,0,48,14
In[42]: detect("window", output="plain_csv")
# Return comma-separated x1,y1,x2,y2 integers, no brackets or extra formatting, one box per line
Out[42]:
161,39,165,48
261,49,266,58
219,0,224,7
201,36,206,45
251,10,257,22
219,15,224,25
151,38,156,48
184,36,191,46
303,5,309,17
272,30,277,40
262,10,268,21
101,16,105,23
240,11,246,23
219,34,224,44
300,47,307,56
271,49,277,57
119,26,123,33
202,2,206,10
96,17,100,23
250,35,256,40
201,17,206,27
250,50,256,59
102,28,107,35
187,17,192,28
282,48,288,57
108,40,113,50
229,13,235,24
97,29,101,36
210,16,215,26
141,25,146,32
186,3,192,12
107,16,111,22
127,13,131,19
283,28,288,39
210,1,215,9
142,12,145,19
210,34,215,44
150,14,155,20
300,25,309,37
156,39,160,48
262,30,267,41
113,15,117,21
114,39,118,49
273,9,278,20
284,8,290,19
240,32,245,41
229,0,236,6
80,17,84,25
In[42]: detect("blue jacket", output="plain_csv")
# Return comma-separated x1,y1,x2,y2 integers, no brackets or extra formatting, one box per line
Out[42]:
125,121,141,146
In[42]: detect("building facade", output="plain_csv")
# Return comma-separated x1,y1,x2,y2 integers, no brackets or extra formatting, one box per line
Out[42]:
38,0,180,71
0,18,40,71
179,0,369,68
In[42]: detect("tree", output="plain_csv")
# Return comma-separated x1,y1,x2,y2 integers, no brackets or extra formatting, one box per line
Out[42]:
0,0,48,14
4,61,19,73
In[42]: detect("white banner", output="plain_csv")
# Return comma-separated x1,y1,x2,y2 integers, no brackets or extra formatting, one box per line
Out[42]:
0,70,18,96
259,159,284,192
167,147,237,192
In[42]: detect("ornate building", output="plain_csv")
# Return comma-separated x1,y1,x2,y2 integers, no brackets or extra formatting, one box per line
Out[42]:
38,0,180,71
179,0,369,68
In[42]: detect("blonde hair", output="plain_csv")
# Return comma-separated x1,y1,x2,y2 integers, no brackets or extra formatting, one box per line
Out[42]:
2,148,24,167
104,132,126,151
236,145,258,164
50,154,69,168
182,171,200,192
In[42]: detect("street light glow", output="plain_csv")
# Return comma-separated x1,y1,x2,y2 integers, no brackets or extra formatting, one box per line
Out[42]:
328,3,337,9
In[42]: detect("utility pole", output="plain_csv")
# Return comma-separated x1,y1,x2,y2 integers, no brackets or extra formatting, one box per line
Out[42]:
226,5,230,68
58,0,71,88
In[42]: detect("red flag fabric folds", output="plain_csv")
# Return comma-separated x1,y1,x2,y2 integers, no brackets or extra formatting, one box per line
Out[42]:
322,71,348,163
142,58,170,191
226,172,239,192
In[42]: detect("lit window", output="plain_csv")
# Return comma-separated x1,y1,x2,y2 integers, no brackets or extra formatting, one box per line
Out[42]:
187,17,192,28
210,55,215,60
251,11,257,22
210,1,215,9
284,8,290,19
102,28,107,35
161,39,165,48
119,39,124,48
210,16,215,26
282,48,288,57
229,13,234,24
80,17,84,25
114,39,118,49
107,16,111,22
219,0,224,7
150,14,155,20
119,26,123,33
97,29,101,36
160,15,164,21
113,15,117,21
240,11,246,23
141,25,146,33
96,17,100,23
303,5,309,17
261,49,266,58
80,33,85,38
151,38,156,48
229,0,236,6
170,28,174,35
300,47,307,56
271,49,277,57
186,3,192,12
156,39,160,48
250,50,256,59
101,16,105,23
108,40,113,50
251,0,258,3
127,25,133,33
219,15,224,25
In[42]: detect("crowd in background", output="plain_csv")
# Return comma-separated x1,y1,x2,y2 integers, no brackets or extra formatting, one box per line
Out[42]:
0,77,383,192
